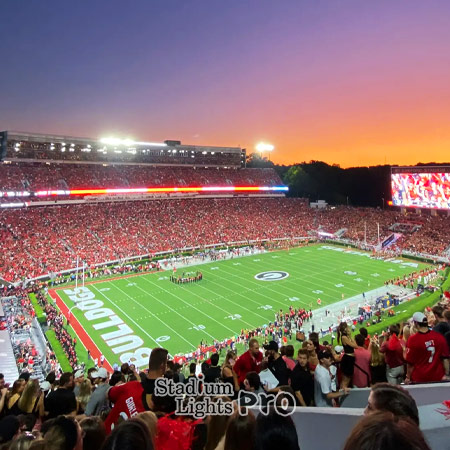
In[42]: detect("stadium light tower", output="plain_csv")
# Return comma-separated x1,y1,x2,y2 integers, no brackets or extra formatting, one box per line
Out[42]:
255,142,274,160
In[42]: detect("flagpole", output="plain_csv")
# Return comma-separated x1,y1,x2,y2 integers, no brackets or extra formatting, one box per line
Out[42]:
377,223,380,246
82,261,85,288
364,222,367,246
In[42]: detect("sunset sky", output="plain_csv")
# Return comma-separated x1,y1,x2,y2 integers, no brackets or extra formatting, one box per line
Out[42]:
1,0,450,167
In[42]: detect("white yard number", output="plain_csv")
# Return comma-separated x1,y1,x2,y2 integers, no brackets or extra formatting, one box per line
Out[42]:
258,305,273,310
225,314,242,320
190,325,205,331
426,342,435,363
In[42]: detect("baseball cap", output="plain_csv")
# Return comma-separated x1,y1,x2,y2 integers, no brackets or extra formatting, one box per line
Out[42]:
91,368,108,379
412,312,427,324
318,350,333,360
263,341,279,352
334,345,344,353
74,369,84,379
39,381,51,391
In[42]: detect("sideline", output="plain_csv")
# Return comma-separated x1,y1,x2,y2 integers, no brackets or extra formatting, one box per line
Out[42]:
48,289,113,372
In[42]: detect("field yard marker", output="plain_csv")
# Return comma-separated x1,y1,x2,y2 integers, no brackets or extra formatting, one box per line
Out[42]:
136,276,250,335
100,283,199,349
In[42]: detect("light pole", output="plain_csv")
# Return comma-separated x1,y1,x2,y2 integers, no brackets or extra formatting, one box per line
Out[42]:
255,142,274,161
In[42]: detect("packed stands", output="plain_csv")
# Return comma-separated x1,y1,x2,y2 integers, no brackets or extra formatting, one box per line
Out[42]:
0,175,449,450
1,199,449,282
0,163,282,192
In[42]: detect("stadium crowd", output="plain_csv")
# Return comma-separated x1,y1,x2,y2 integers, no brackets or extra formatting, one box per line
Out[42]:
0,292,448,449
0,164,282,192
0,198,449,283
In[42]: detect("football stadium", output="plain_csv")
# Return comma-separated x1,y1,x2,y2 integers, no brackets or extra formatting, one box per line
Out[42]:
1,130,449,449
2,3,450,450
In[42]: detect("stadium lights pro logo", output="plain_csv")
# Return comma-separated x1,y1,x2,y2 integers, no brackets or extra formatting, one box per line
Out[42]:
255,271,289,281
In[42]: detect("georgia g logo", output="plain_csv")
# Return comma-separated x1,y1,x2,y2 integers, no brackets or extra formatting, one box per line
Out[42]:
255,271,289,281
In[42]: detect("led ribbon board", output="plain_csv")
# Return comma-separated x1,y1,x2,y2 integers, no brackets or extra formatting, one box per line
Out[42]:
33,185,289,197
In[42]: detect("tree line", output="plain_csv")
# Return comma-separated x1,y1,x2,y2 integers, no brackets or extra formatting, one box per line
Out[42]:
246,153,448,208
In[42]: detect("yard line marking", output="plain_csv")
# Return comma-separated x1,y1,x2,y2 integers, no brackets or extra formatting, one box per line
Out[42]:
184,280,273,324
205,267,310,310
89,284,165,349
234,255,364,296
102,282,200,349
126,277,241,338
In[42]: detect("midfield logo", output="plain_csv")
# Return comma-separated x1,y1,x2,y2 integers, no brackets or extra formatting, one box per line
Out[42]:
254,271,290,281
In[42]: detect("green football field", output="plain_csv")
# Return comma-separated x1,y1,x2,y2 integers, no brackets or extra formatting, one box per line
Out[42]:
54,244,428,367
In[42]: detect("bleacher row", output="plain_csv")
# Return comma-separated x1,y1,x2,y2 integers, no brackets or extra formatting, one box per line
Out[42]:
0,164,282,192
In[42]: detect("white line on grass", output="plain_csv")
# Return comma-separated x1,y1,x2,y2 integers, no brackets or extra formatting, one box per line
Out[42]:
208,264,311,309
90,284,179,350
195,273,298,317
103,282,200,349
137,275,254,335
175,279,270,324
234,255,363,297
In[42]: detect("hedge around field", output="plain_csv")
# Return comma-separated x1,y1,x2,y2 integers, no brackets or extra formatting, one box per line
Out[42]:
28,293,47,325
45,330,72,372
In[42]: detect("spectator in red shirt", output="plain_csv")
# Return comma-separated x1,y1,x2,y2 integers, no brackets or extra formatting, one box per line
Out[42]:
405,312,450,383
380,324,405,385
104,347,168,434
233,338,263,386
353,334,371,388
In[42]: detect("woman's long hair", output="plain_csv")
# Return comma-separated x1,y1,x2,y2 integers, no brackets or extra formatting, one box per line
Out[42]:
370,343,385,367
18,380,39,413
337,322,349,344
224,408,256,450
77,379,92,412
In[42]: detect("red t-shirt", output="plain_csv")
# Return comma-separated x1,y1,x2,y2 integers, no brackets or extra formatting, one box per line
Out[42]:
103,381,146,434
233,350,263,385
380,334,405,368
406,330,450,383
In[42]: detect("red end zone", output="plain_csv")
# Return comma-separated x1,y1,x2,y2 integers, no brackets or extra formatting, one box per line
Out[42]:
49,289,113,372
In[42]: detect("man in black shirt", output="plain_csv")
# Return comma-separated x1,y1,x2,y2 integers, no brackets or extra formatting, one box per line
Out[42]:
142,347,169,410
185,362,197,384
263,341,290,386
204,353,221,383
44,372,77,418
290,349,314,406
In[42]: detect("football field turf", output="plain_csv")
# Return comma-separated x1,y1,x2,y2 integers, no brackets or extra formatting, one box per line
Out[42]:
53,244,427,367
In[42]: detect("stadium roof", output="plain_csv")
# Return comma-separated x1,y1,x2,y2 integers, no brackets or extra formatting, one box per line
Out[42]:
1,130,243,153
